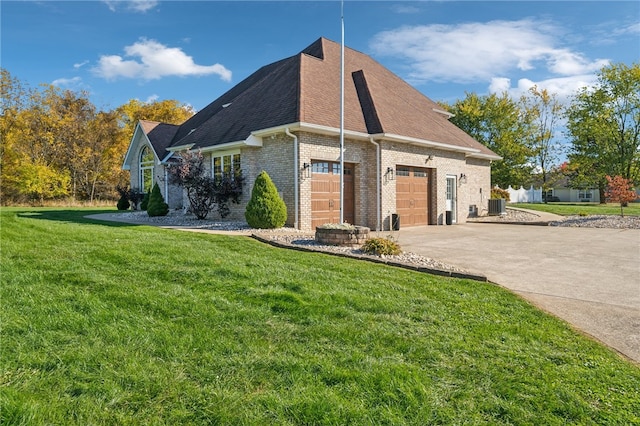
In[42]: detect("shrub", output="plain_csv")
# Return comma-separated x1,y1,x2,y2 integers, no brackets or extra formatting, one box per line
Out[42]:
167,151,243,220
116,193,130,210
361,237,401,256
147,183,169,217
115,186,130,210
491,187,510,200
245,171,287,229
127,189,143,210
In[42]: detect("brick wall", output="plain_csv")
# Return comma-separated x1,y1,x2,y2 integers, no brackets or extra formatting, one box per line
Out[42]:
152,130,492,229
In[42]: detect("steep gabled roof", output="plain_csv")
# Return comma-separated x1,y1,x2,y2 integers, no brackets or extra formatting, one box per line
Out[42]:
151,37,498,160
139,120,180,158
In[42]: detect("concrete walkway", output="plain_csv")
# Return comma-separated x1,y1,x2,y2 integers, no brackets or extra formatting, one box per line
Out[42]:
397,221,640,363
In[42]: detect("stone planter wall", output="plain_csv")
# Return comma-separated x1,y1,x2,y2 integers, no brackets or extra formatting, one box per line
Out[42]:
315,226,370,247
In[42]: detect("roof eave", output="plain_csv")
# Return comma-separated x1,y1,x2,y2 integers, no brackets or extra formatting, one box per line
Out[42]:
251,121,375,141
373,133,481,155
466,152,503,161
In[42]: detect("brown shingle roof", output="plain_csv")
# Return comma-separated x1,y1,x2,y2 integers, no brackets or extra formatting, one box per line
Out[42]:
158,37,498,159
139,120,179,159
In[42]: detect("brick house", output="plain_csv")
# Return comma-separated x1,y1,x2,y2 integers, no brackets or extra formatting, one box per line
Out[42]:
123,37,501,230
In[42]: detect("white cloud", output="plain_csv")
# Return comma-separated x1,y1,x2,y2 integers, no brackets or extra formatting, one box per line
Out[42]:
369,19,609,84
613,22,640,36
391,4,421,14
488,74,599,101
145,94,159,103
92,38,232,82
489,77,511,94
102,1,158,13
74,60,89,69
51,76,82,87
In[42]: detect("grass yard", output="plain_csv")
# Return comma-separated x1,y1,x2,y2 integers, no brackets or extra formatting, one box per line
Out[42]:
510,202,640,217
1,208,639,424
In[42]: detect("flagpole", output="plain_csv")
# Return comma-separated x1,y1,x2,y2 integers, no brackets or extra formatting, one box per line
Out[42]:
339,0,345,224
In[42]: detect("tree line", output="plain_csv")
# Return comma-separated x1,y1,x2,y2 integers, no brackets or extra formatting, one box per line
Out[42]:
1,62,638,205
441,62,639,199
1,68,194,204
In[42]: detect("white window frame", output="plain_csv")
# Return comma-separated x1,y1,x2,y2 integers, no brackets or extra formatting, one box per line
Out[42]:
210,150,241,180
139,146,155,193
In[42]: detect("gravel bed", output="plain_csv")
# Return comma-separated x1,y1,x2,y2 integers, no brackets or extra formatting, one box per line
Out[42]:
263,234,468,273
470,208,543,223
114,210,305,233
473,208,640,229
550,215,640,229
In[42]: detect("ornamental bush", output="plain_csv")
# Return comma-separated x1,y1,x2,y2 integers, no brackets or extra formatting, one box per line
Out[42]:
116,186,130,210
116,193,130,210
361,237,401,256
147,183,169,217
167,151,243,220
491,187,510,200
245,171,287,229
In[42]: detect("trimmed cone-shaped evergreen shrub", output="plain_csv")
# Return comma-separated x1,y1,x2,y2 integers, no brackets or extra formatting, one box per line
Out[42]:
245,171,287,229
147,183,169,217
116,193,130,210
140,192,150,211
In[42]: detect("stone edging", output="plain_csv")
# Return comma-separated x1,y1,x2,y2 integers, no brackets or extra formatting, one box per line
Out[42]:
251,234,488,283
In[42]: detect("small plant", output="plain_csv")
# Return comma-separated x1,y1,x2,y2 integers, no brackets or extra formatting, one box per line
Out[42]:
491,187,510,200
115,186,130,210
361,237,401,256
245,171,287,229
578,211,589,217
147,183,169,217
128,189,143,211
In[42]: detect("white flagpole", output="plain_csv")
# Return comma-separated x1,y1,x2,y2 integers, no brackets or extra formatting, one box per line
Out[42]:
339,0,345,224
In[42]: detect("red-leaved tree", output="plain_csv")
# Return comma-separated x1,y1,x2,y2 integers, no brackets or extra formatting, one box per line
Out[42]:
167,151,244,219
605,175,638,217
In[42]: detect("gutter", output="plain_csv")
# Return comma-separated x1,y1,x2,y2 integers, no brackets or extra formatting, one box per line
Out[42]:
285,128,299,229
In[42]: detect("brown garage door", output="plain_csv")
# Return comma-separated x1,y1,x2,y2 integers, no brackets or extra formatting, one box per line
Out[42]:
396,166,429,227
311,161,354,229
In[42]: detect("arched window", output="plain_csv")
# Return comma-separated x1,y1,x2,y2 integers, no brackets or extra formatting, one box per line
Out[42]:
139,146,155,193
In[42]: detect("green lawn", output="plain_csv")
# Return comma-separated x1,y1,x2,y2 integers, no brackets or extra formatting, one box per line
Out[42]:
510,202,640,216
1,208,639,425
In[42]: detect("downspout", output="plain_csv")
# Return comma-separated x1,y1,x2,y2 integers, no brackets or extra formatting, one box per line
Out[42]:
369,136,381,231
164,167,169,207
285,128,299,229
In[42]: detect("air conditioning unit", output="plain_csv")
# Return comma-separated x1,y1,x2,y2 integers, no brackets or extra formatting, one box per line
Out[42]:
488,199,506,216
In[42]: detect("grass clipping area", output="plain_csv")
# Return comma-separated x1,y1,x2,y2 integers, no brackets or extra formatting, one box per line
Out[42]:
1,208,639,424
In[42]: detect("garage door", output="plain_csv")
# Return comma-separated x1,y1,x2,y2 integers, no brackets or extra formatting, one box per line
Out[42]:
311,161,354,229
396,166,429,227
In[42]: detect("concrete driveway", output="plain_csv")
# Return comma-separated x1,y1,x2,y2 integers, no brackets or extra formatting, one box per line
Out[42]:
397,223,640,363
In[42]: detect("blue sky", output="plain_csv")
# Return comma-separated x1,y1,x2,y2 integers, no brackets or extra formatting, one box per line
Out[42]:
3,1,639,113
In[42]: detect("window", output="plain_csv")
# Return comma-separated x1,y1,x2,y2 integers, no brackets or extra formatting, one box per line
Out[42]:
312,162,329,174
396,166,410,177
212,152,241,179
139,146,154,193
578,190,592,200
